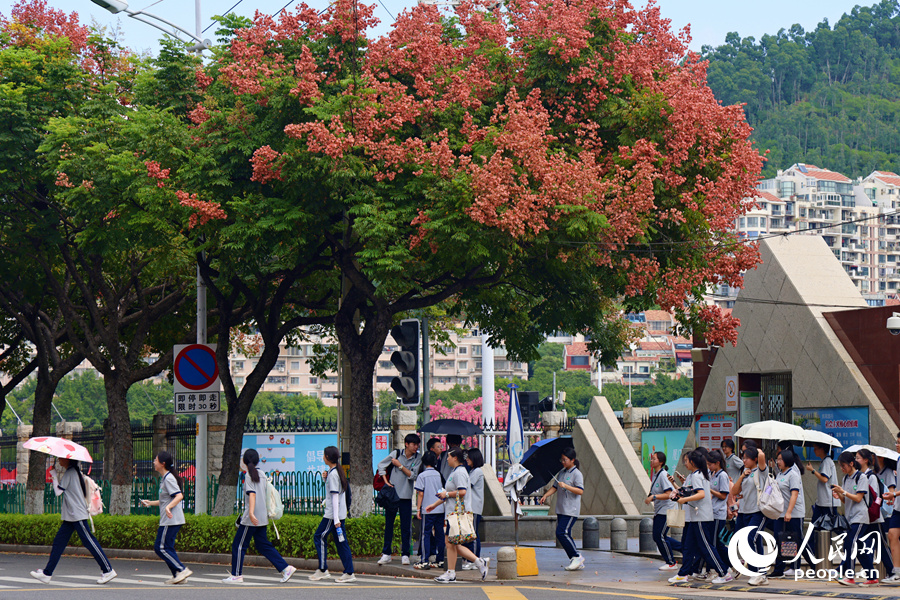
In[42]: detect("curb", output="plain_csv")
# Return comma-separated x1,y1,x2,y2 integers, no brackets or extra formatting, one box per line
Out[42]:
674,580,900,600
0,545,479,581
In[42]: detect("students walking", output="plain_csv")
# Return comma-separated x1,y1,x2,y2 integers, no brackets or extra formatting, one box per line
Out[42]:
720,440,744,481
884,432,900,583
377,433,421,566
426,448,488,583
666,450,732,585
223,449,297,584
30,458,117,585
856,447,893,584
139,451,192,584
462,449,485,569
731,444,769,586
413,451,445,570
309,446,355,583
644,451,681,570
707,450,731,573
807,443,841,566
539,447,585,571
832,451,876,586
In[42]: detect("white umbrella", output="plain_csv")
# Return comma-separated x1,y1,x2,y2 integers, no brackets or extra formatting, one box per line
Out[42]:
734,420,805,441
800,430,843,448
846,444,900,462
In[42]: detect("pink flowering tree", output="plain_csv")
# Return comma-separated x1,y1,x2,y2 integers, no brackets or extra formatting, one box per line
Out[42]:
47,0,763,514
430,390,511,447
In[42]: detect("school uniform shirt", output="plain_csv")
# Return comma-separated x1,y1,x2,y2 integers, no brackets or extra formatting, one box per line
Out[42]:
377,450,420,500
158,471,185,526
439,449,462,482
879,466,896,491
553,466,584,517
650,469,676,515
710,469,729,521
776,464,805,519
724,454,744,482
467,467,485,515
324,467,347,522
738,465,767,514
817,456,841,507
445,466,470,513
683,470,713,523
865,469,884,524
57,468,89,522
842,472,869,525
241,474,269,527
414,467,445,514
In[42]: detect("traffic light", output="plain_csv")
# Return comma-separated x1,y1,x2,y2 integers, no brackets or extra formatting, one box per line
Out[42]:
390,319,420,407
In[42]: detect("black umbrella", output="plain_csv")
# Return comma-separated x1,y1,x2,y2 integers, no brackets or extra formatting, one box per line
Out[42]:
520,436,575,495
420,418,484,436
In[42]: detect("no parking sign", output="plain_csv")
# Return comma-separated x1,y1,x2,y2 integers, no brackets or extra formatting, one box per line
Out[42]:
173,344,221,414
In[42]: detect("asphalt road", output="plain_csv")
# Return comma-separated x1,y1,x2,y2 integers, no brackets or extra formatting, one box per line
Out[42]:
0,554,685,600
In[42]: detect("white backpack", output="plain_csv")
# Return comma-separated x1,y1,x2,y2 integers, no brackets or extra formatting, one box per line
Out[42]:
755,468,784,519
82,473,103,532
265,476,284,538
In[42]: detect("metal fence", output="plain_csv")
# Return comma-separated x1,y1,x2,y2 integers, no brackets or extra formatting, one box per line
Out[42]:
641,413,694,430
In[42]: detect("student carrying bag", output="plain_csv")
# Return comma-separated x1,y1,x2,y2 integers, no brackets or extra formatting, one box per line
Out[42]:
755,467,784,520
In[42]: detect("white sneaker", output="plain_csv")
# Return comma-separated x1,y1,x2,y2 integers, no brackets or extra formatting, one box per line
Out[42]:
783,569,796,578
712,573,734,584
165,577,177,584
668,574,689,584
222,575,244,583
97,570,117,585
883,573,900,583
280,565,297,583
309,569,331,581
173,568,192,584
691,571,708,580
434,571,456,584
335,573,356,583
478,557,490,580
461,560,476,571
30,570,51,584
401,556,410,566
658,563,678,571
564,555,585,571
377,554,392,565
748,574,768,586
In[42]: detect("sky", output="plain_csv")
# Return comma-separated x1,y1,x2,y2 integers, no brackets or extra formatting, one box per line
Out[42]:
0,0,865,55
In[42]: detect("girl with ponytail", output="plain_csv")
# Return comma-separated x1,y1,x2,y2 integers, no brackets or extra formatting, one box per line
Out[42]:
224,449,296,584
139,451,191,584
539,447,585,571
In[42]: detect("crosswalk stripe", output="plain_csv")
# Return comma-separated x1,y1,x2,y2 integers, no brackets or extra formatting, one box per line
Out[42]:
0,576,87,588
482,586,529,600
66,575,165,586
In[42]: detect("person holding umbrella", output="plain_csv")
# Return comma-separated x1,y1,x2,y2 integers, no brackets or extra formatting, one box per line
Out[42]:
30,456,117,585
539,447,585,571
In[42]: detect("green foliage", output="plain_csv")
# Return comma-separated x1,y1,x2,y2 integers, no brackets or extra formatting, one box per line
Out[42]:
703,0,900,177
0,513,396,558
599,375,693,412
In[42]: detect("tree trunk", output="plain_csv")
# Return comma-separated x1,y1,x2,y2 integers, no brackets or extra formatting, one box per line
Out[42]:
104,373,133,515
25,370,55,514
348,358,377,516
211,405,246,516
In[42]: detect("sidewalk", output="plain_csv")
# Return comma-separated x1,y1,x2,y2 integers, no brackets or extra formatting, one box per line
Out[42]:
3,539,898,599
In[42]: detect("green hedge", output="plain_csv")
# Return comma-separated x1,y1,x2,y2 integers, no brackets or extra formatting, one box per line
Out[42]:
0,514,404,559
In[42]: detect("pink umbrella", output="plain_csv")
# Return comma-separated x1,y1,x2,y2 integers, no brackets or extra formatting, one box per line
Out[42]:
23,436,93,463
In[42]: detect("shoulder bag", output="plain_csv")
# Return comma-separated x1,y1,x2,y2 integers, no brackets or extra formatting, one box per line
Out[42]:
447,500,477,545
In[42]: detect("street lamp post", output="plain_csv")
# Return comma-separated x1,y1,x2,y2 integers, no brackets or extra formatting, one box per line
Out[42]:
90,0,210,52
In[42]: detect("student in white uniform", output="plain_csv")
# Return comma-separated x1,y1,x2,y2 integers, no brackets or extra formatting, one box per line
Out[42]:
832,451,876,586
644,451,681,570
462,449,485,570
426,448,488,583
310,446,355,583
139,451,192,584
731,443,769,586
770,449,807,578
666,449,732,585
539,447,586,572
30,458,117,585
884,432,900,583
414,451,445,570
223,449,296,584
707,450,731,571
856,448,892,584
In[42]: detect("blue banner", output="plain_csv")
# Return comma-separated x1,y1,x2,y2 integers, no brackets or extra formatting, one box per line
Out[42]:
792,407,870,453
242,432,389,475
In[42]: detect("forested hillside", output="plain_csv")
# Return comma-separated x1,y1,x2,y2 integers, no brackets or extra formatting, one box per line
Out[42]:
702,0,900,178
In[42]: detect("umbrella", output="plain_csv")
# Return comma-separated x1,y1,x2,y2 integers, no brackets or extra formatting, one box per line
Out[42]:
520,436,575,496
800,430,843,448
420,418,483,436
23,436,93,463
845,444,900,462
734,420,805,441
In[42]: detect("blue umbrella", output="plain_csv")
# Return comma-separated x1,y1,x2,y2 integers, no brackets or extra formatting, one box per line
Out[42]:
521,436,575,495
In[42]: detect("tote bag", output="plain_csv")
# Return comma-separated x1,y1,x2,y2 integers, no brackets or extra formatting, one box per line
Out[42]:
666,505,685,528
447,501,477,544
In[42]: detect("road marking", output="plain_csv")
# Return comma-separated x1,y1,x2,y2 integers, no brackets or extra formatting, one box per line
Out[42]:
514,586,676,600
483,586,530,600
66,575,165,586
0,576,87,588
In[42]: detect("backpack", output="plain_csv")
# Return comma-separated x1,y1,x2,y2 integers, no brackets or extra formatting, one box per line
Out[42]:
865,472,883,523
81,472,103,533
373,450,400,491
755,467,784,520
265,476,284,539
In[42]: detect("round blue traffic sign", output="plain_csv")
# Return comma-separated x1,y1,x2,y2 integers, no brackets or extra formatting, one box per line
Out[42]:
174,344,219,391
